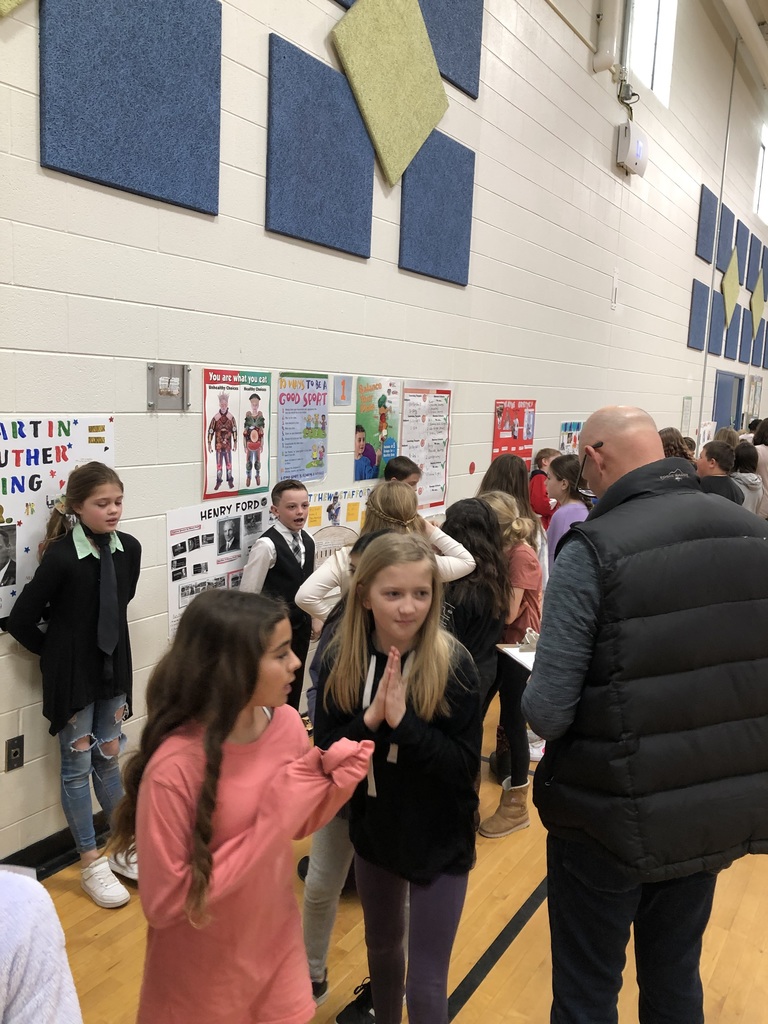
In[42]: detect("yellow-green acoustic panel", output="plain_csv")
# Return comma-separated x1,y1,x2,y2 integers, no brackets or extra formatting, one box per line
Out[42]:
332,0,448,187
0,0,27,15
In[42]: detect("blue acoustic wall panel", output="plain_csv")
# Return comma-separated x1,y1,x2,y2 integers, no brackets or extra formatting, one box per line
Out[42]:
747,235,762,292
735,221,749,284
696,185,717,263
688,280,709,351
399,129,475,286
333,0,484,98
724,304,741,360
708,290,725,356
739,311,753,364
763,323,768,369
729,303,745,360
716,205,735,272
266,35,374,258
39,0,221,215
762,246,768,300
752,319,765,367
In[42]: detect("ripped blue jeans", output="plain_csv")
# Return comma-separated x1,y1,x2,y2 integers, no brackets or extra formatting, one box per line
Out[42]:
57,695,128,854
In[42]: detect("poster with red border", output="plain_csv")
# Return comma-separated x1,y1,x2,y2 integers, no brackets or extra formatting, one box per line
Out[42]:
492,399,536,468
401,381,451,509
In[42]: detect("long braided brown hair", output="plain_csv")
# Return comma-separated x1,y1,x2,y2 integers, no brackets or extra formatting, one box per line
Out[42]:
111,589,289,924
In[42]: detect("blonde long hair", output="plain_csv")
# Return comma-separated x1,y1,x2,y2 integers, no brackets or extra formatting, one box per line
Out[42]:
481,490,538,549
325,534,456,721
362,481,427,536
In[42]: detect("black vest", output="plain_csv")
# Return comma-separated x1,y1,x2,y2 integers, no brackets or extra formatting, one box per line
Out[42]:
534,459,768,882
262,526,315,626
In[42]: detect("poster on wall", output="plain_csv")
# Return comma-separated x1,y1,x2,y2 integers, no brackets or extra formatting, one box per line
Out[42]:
401,381,452,510
492,399,536,466
0,415,115,624
277,373,328,484
680,398,692,437
354,377,401,480
559,421,583,455
747,375,763,420
166,493,270,638
166,484,375,637
698,421,717,448
203,368,271,500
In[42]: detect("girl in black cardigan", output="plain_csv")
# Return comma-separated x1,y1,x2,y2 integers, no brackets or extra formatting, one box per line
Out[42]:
9,462,141,909
314,534,481,1024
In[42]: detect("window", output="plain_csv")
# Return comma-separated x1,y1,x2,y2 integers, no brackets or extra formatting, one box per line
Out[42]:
627,0,678,107
756,125,768,223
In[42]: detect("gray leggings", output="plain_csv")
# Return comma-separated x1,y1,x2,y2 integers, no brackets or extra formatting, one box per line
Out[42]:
354,855,468,1024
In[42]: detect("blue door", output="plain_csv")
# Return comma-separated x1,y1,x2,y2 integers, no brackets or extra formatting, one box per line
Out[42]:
712,371,744,431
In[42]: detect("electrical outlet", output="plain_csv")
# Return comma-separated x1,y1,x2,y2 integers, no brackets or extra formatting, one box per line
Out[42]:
5,735,24,772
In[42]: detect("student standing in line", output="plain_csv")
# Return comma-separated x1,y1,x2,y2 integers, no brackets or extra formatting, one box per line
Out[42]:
314,534,481,1024
528,448,559,530
477,453,548,586
696,441,745,505
111,589,372,1024
295,482,475,624
659,426,696,462
383,455,422,489
8,463,142,908
241,479,321,710
544,454,592,573
478,491,542,839
731,441,764,513
752,419,768,516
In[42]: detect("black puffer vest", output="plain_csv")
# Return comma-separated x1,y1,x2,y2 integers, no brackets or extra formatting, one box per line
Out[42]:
534,458,768,882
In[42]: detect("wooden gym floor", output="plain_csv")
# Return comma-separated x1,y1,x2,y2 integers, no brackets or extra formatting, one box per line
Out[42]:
45,705,768,1023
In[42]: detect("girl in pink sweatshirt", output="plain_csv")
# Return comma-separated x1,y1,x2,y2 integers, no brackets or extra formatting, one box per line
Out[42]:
111,589,372,1024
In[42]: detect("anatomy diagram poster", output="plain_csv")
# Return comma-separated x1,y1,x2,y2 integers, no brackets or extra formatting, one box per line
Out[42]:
492,400,536,466
203,368,271,501
354,377,401,481
0,415,115,623
401,381,452,509
277,373,328,484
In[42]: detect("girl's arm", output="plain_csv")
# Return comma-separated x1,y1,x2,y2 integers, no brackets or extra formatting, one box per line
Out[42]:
125,535,142,602
424,523,476,582
136,739,372,929
388,658,481,787
508,587,524,624
314,655,380,748
6,548,67,655
295,548,349,622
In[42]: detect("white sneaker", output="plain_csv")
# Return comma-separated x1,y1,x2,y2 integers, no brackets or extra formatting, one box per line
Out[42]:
81,856,130,908
529,740,546,762
108,849,139,882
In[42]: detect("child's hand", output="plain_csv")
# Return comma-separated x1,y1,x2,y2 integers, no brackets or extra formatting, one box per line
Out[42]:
363,672,388,731
320,739,374,787
384,647,407,729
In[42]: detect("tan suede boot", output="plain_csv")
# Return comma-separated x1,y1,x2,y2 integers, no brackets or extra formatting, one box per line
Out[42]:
478,779,530,838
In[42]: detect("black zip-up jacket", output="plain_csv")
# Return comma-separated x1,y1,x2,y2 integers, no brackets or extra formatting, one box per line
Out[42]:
315,642,481,884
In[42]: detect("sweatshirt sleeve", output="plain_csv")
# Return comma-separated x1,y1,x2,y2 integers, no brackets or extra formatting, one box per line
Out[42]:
529,473,551,518
6,547,67,656
314,658,378,748
136,739,372,929
429,526,476,582
295,548,349,621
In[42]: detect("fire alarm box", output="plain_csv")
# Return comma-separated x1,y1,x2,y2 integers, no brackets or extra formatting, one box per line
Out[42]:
617,120,648,177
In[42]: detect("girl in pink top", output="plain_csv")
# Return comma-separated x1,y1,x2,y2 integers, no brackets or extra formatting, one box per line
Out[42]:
111,589,372,1024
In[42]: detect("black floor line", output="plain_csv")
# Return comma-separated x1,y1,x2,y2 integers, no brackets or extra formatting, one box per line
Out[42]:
447,878,548,1020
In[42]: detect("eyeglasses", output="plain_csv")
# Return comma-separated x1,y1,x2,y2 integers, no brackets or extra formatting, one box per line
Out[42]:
576,441,604,498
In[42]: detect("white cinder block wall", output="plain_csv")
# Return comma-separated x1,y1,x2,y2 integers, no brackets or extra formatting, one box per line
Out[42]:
0,0,766,857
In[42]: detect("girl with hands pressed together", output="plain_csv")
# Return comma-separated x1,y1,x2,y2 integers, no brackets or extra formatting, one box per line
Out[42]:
314,534,482,1024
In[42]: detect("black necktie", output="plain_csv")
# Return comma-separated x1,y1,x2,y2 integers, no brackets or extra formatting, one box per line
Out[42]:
85,527,120,672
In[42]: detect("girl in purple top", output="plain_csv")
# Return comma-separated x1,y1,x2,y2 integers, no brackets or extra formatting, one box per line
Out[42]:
545,455,592,573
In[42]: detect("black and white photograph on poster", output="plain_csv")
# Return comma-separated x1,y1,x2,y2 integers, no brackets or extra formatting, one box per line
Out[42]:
0,525,17,588
167,498,268,638
217,518,241,554
171,557,186,571
244,511,263,535
171,566,187,582
0,415,116,627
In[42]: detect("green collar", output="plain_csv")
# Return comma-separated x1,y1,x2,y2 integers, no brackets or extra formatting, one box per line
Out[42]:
72,522,124,559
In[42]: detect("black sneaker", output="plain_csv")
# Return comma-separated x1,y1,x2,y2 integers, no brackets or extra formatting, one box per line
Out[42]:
297,855,309,882
336,978,374,1023
312,970,329,1006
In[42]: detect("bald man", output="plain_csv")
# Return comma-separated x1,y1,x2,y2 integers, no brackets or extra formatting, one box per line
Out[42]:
522,406,768,1024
